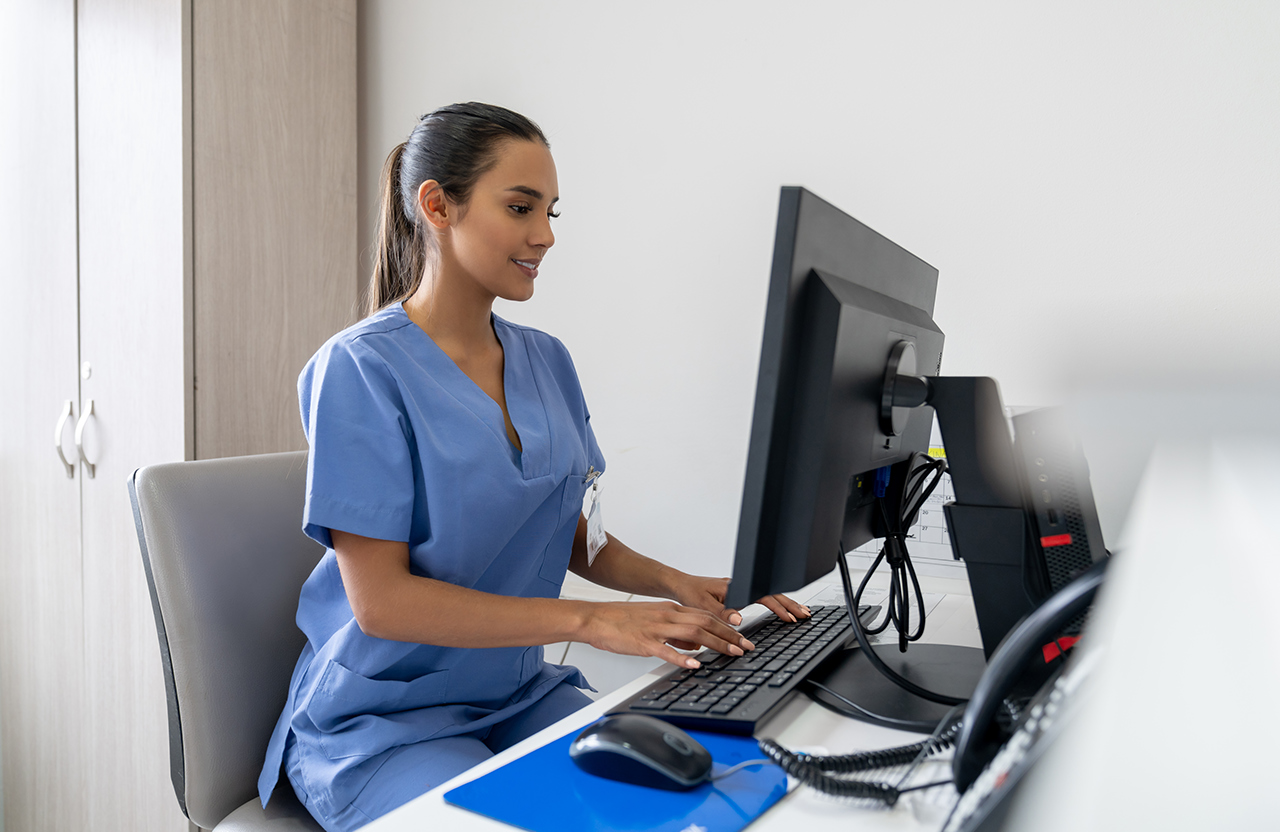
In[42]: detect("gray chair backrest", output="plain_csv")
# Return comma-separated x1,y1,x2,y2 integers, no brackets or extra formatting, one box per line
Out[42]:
129,451,322,830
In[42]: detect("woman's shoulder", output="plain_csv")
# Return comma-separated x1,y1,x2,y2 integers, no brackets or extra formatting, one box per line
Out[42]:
323,304,415,355
301,305,417,395
494,316,590,406
493,314,572,361
305,305,416,373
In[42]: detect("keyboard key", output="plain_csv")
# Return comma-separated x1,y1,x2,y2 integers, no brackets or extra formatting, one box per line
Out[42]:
632,700,670,711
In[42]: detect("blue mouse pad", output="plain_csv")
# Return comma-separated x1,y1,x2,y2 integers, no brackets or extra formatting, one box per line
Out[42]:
444,726,788,832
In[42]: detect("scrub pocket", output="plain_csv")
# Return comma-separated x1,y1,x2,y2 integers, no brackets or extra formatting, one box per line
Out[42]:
518,645,545,687
306,660,450,759
537,473,590,583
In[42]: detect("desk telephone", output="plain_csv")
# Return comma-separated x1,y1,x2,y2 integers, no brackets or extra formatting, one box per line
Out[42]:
758,559,1106,823
945,559,1106,830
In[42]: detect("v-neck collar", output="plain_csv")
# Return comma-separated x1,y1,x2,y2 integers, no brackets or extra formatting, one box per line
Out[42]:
395,304,551,480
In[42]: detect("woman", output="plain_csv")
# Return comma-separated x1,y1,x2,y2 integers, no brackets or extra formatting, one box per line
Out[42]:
258,102,807,831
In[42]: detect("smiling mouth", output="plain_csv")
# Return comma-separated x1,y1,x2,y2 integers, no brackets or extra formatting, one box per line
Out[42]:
512,258,540,278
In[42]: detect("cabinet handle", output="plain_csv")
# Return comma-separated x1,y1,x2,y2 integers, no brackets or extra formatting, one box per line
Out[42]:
75,398,96,479
54,399,75,479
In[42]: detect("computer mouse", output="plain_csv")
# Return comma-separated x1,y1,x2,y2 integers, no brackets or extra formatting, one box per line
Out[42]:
569,714,713,791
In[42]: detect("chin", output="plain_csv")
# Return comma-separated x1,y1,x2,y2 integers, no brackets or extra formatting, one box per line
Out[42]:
499,285,536,303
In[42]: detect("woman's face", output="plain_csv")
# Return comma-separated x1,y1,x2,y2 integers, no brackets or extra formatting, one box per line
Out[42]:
439,139,559,303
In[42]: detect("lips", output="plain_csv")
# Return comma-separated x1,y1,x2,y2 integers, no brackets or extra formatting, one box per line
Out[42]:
512,258,540,279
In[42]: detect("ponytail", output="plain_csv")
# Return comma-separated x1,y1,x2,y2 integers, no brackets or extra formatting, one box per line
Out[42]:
365,103,550,318
366,143,427,317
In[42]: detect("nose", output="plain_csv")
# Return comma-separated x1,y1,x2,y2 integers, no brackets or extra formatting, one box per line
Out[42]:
531,213,555,250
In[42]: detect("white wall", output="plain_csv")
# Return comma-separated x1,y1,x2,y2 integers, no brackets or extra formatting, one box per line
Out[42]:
358,1,1280,579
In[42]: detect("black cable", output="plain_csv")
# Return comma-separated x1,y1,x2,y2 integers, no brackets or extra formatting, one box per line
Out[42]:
757,738,902,804
840,547,967,707
854,453,946,649
756,714,960,806
804,678,941,734
808,716,960,774
899,780,955,794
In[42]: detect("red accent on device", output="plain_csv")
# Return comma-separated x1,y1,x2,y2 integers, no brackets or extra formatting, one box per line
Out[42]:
1041,636,1082,663
1040,533,1073,548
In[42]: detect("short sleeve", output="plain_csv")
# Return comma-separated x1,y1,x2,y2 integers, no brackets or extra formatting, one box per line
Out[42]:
584,398,606,476
555,333,607,476
298,339,415,548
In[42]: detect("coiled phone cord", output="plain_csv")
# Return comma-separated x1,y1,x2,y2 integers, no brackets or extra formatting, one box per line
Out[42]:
756,713,961,806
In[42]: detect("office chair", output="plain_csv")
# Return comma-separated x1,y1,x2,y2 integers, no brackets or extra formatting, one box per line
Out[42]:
129,451,324,831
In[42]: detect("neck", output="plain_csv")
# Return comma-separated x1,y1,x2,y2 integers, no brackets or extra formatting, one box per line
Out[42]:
402,269,498,356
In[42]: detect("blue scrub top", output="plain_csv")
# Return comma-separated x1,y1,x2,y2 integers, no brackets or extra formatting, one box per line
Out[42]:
259,304,604,817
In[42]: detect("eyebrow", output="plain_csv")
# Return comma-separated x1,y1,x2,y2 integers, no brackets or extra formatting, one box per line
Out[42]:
506,185,559,204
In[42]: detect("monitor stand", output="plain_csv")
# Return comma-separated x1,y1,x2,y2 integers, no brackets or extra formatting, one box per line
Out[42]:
805,642,987,729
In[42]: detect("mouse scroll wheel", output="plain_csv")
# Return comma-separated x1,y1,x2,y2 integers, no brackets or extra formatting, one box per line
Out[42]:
662,732,693,756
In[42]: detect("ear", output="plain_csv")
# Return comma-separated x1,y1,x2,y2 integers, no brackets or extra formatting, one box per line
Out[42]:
417,180,451,230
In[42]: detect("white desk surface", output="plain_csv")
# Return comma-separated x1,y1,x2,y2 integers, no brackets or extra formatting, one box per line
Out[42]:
366,574,980,832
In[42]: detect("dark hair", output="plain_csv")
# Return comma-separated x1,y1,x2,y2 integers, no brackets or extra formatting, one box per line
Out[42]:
367,102,549,316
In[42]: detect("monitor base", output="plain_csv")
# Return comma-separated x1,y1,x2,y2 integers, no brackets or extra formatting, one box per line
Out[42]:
805,642,987,731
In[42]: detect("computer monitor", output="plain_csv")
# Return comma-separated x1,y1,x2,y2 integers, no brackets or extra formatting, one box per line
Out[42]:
725,187,1108,729
727,187,944,609
726,187,988,727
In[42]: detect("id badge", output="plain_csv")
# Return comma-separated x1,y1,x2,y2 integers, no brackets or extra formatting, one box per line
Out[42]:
585,470,607,565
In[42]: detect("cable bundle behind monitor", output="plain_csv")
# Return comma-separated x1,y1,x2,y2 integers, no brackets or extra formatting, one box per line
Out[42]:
834,453,968,716
855,452,949,653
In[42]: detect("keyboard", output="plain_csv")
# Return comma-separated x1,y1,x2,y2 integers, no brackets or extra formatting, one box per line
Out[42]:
608,604,871,735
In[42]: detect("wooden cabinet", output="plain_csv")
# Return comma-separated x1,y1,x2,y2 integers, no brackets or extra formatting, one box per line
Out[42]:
0,1,355,829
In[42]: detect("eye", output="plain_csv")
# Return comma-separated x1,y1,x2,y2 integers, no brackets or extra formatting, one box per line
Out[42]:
548,208,561,219
509,203,532,216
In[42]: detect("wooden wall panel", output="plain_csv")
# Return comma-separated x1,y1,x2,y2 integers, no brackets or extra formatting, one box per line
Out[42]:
193,0,357,460
0,1,88,829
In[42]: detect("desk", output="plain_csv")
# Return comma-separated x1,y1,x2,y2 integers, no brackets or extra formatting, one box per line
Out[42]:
365,575,982,832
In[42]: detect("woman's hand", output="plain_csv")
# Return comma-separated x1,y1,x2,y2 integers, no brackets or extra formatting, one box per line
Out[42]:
670,574,812,626
751,593,812,624
670,576,742,626
580,601,756,669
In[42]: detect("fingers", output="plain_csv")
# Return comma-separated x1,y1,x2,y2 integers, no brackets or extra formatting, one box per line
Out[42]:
655,643,703,669
587,601,758,669
672,612,753,657
677,577,734,617
706,577,730,603
756,593,811,623
716,606,744,627
655,604,753,658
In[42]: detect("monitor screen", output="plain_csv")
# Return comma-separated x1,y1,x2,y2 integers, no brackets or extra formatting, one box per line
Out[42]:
726,187,943,608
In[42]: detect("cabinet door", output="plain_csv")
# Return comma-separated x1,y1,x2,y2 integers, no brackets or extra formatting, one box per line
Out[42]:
0,1,89,830
77,0,190,828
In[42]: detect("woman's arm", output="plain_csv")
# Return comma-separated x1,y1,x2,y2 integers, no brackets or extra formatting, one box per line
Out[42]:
332,529,752,669
566,514,811,624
